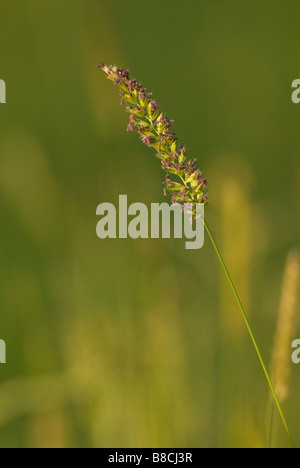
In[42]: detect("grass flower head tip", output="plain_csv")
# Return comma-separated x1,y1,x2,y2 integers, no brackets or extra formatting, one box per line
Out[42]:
98,63,208,216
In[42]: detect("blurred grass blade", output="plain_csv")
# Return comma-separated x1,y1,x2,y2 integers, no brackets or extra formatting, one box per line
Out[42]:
268,250,300,447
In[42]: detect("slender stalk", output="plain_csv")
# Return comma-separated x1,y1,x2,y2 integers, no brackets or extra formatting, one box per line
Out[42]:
204,220,295,448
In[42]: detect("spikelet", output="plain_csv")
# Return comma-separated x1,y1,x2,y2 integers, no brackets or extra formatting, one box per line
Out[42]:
98,63,208,217
270,250,300,402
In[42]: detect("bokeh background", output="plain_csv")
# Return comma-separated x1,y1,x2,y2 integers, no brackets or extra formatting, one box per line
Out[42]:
0,0,300,448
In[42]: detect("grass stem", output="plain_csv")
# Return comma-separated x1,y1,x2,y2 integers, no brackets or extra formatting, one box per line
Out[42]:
204,220,294,448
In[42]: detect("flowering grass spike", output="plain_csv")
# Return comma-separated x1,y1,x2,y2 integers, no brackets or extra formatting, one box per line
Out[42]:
98,61,294,448
98,63,208,218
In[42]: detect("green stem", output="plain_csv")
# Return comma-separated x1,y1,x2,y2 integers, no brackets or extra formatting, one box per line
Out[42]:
204,220,294,448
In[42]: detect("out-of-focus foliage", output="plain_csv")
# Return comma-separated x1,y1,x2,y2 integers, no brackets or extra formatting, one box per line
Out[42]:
0,0,299,448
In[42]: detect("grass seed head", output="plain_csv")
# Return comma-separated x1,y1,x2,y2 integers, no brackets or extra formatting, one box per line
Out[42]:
98,63,208,217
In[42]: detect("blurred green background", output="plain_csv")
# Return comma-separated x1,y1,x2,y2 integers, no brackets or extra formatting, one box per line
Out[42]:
0,0,300,448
